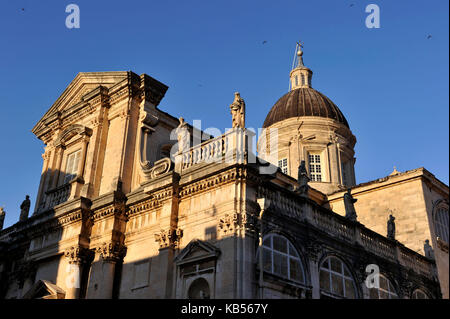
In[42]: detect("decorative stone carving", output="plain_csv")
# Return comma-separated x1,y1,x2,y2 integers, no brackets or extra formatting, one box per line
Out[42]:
64,246,94,265
176,117,190,154
229,92,245,129
241,212,259,233
154,229,171,249
424,239,435,259
19,195,31,222
294,160,310,196
218,213,239,235
387,214,396,240
142,157,173,180
0,207,5,230
343,188,357,222
96,242,126,263
154,228,183,249
304,239,322,262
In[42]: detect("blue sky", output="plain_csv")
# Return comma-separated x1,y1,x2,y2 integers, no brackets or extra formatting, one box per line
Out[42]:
0,0,448,227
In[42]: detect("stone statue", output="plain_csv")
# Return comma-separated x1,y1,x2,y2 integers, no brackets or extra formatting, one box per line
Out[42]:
0,207,5,230
295,160,310,196
175,117,189,154
229,92,246,129
387,214,396,240
343,188,357,222
199,289,209,299
424,239,434,260
19,195,31,222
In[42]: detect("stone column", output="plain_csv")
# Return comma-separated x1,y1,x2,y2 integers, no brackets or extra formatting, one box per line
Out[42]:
86,242,126,299
77,136,89,179
34,150,52,213
51,146,65,189
64,246,93,299
305,241,322,299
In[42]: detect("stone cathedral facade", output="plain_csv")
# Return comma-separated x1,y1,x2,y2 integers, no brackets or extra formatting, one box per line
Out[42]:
0,46,448,299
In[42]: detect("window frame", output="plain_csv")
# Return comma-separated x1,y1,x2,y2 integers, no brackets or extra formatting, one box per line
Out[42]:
258,234,305,284
411,289,429,299
308,152,323,182
319,256,357,299
63,149,81,184
368,274,398,299
278,158,288,175
434,206,449,244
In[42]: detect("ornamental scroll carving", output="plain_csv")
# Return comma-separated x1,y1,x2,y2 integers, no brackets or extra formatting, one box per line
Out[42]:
142,157,173,180
138,109,174,181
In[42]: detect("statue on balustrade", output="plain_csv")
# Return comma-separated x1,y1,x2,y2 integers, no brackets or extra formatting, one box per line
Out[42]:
343,188,357,222
424,239,435,260
387,214,396,240
176,117,190,154
295,160,310,197
19,195,31,222
229,92,246,129
0,207,5,230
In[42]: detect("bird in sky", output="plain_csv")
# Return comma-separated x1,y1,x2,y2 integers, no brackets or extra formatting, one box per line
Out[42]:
427,35,432,39
349,3,354,7
262,40,267,45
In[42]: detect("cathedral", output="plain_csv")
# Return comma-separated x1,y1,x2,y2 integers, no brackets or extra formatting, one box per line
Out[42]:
0,44,448,299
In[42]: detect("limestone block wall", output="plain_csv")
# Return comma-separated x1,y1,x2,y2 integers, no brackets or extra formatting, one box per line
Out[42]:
326,169,448,257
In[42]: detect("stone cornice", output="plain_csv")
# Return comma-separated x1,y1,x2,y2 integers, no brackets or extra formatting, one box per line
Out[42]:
326,167,449,202
179,165,247,199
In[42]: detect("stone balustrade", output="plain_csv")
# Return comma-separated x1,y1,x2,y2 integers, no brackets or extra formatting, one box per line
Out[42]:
176,128,254,173
258,187,436,279
45,183,71,209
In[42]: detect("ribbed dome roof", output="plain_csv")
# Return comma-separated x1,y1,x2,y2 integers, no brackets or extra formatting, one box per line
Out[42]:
263,87,349,128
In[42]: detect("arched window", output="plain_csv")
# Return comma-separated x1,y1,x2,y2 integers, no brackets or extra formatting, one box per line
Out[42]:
319,256,357,299
369,274,398,299
412,289,429,299
434,206,449,243
259,234,305,283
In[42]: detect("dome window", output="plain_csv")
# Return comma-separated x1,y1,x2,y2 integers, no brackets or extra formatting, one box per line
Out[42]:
308,153,323,182
278,158,288,174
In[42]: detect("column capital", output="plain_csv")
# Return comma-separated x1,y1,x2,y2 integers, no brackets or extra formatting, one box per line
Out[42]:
95,242,127,263
64,246,94,265
154,228,183,249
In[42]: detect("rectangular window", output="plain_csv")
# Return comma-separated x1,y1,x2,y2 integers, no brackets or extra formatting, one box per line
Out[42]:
64,150,81,184
132,259,151,290
278,158,288,174
308,153,323,182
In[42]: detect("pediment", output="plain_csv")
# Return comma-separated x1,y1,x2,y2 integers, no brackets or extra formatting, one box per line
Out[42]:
22,279,66,299
32,71,129,139
174,240,220,265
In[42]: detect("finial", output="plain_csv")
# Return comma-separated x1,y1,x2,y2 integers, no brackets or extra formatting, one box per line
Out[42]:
296,41,304,67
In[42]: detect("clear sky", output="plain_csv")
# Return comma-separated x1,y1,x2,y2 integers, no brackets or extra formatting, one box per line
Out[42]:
0,0,448,228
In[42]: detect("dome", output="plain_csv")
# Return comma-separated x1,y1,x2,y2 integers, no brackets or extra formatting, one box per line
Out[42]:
263,87,349,128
